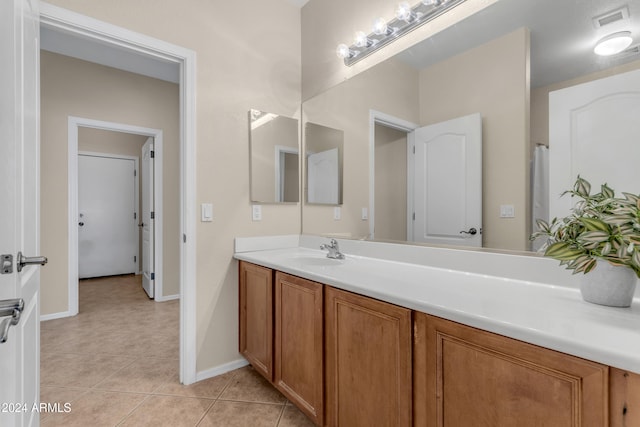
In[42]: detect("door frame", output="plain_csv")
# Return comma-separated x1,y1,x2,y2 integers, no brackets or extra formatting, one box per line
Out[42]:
40,3,197,385
274,145,299,202
368,110,419,240
77,150,141,276
73,122,160,298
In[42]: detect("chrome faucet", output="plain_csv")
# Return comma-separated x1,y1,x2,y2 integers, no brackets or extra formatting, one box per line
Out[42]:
320,239,345,259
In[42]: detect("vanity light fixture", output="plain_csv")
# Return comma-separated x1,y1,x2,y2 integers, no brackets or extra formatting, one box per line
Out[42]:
336,0,467,66
594,31,633,56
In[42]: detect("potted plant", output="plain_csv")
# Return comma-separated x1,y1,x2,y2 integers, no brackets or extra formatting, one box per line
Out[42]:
531,176,640,307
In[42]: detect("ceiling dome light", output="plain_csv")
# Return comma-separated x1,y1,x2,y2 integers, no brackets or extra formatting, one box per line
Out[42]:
594,31,633,56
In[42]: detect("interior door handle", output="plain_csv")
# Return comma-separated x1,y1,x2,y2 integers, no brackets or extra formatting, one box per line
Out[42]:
17,252,48,272
460,227,478,236
0,298,24,344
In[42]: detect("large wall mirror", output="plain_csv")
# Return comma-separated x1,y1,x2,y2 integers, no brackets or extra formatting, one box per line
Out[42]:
302,0,640,252
249,109,299,203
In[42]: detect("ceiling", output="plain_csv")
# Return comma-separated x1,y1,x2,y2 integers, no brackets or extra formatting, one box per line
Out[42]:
396,0,640,88
41,0,640,89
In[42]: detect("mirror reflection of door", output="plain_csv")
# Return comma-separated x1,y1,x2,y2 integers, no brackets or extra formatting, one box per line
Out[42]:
141,138,155,298
78,153,138,278
307,148,340,204
411,113,482,247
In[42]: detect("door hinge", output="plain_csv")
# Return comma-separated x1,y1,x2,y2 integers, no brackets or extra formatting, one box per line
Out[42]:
134,170,137,177
412,212,416,221
150,150,155,158
151,273,155,280
134,212,137,220
413,146,416,154
183,234,187,243
150,212,155,219
1,254,13,274
134,255,137,263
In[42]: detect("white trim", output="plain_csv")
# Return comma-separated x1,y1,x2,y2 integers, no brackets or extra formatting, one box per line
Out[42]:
368,110,419,240
196,358,250,382
274,145,299,202
78,150,140,276
42,2,198,385
155,293,179,302
40,311,74,322
69,118,163,311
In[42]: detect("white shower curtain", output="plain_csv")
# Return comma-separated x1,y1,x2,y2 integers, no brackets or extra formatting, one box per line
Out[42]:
531,145,549,252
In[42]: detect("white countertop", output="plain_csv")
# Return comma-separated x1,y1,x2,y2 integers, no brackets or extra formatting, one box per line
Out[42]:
234,235,640,374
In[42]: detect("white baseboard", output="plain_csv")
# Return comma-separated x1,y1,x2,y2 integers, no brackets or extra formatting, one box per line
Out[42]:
155,294,179,302
196,358,249,382
40,311,75,322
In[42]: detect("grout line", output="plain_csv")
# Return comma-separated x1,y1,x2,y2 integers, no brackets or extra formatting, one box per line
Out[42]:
275,403,287,426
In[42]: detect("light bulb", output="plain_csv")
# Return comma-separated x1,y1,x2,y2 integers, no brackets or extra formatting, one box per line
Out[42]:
594,31,633,56
336,43,355,59
354,31,373,48
396,1,415,22
372,17,391,36
421,0,438,5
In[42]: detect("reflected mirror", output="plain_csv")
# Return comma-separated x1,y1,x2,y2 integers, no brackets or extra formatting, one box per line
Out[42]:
304,122,344,205
302,0,640,251
249,109,299,203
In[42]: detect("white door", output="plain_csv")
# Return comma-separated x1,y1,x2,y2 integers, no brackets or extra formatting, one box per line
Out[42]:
307,148,339,204
411,113,482,247
78,154,138,278
0,0,41,425
549,69,640,219
141,138,155,298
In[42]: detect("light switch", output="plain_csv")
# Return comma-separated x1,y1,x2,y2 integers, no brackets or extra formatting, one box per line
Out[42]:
500,204,515,218
252,204,262,221
361,207,368,220
333,206,341,220
201,203,213,222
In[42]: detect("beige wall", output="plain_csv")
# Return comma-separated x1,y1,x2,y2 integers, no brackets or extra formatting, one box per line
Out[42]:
78,127,147,271
41,51,181,315
419,28,530,251
302,58,420,238
531,58,640,149
301,0,498,100
43,0,301,373
374,124,407,241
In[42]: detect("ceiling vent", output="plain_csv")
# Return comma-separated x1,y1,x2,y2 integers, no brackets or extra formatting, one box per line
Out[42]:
612,44,640,59
593,6,630,28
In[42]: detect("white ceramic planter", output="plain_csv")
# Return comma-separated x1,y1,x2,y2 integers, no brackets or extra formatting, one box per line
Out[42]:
580,260,638,307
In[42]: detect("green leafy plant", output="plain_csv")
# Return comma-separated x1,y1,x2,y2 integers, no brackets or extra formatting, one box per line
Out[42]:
530,176,640,278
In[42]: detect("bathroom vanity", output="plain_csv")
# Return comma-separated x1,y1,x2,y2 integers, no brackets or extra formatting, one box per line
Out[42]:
235,235,640,426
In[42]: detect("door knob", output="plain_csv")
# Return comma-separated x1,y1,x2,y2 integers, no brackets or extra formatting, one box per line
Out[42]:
17,252,48,272
460,227,478,236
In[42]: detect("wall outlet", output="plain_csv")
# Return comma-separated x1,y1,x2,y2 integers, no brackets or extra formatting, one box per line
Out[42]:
500,205,515,218
252,204,262,221
201,203,213,222
333,206,341,220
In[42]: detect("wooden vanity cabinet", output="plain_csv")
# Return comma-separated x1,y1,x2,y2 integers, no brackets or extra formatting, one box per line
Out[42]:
610,368,640,425
274,272,324,426
413,312,609,427
325,286,413,427
239,261,274,381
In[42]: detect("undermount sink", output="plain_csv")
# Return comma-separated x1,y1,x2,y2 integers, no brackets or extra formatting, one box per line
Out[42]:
293,254,344,267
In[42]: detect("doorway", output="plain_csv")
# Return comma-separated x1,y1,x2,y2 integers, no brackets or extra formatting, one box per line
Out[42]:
40,4,197,384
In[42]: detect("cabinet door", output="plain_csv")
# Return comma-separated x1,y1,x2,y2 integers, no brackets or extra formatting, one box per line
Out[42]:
239,261,273,381
610,368,640,426
275,272,324,426
325,286,412,427
413,312,608,427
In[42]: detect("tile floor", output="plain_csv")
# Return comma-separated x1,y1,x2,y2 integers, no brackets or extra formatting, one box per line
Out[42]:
40,274,315,427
